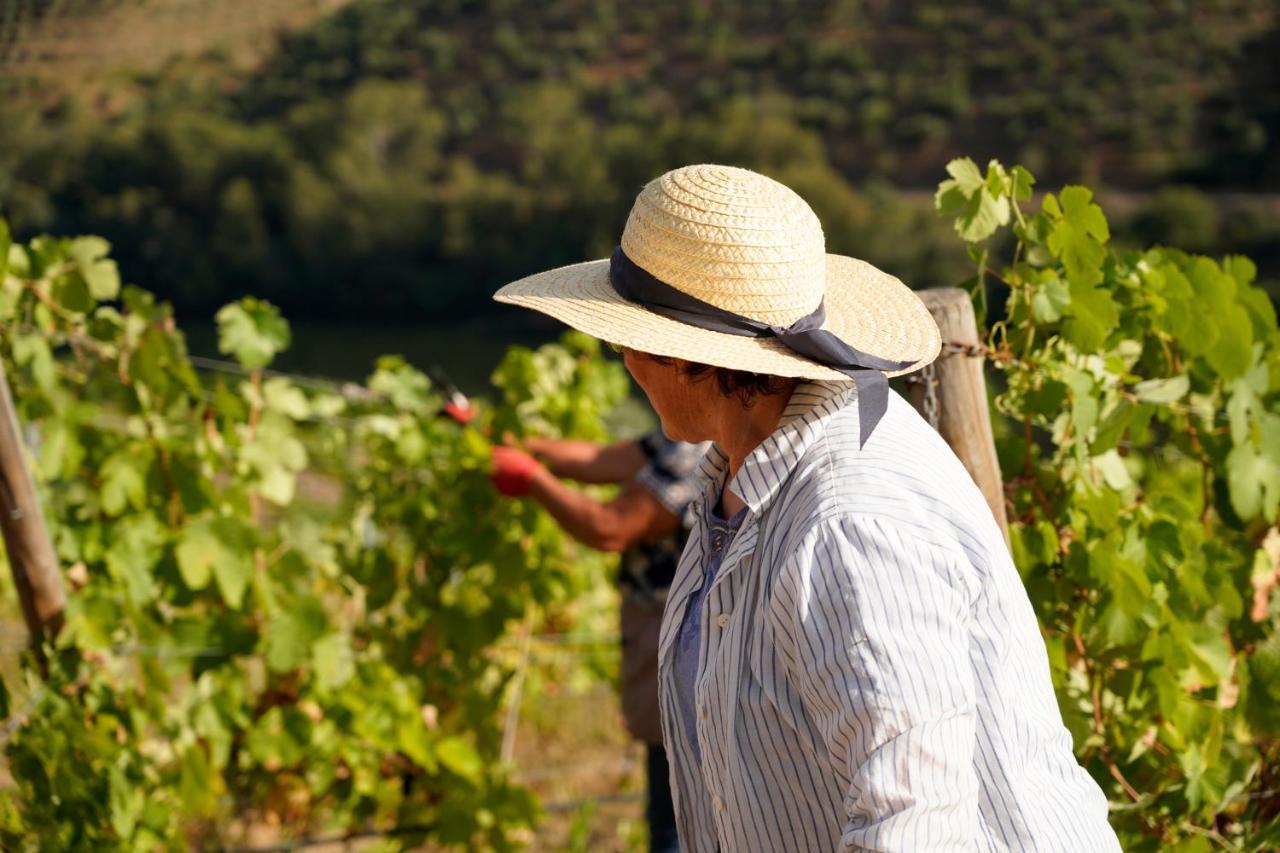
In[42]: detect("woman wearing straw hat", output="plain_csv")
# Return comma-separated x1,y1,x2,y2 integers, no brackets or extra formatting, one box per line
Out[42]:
495,165,1119,852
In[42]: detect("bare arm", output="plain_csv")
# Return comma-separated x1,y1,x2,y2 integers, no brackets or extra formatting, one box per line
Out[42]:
523,436,648,484
525,470,680,552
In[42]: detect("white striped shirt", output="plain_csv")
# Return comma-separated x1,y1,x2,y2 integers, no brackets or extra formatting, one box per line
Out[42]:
658,381,1120,852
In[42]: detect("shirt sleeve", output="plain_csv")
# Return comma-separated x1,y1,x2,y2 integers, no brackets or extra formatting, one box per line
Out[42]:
636,428,667,462
633,435,709,531
769,514,981,852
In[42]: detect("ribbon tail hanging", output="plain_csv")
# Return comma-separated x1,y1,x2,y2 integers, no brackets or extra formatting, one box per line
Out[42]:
850,371,889,446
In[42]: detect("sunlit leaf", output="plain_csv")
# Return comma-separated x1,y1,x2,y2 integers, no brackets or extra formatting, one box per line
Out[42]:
436,736,483,785
1133,375,1189,404
176,516,256,606
216,297,290,371
264,596,327,673
67,236,120,301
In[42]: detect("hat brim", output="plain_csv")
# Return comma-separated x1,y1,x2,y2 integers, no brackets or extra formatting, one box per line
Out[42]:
493,254,941,380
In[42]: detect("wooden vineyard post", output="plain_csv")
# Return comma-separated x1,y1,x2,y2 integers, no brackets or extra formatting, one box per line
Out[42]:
910,288,1010,544
0,362,64,654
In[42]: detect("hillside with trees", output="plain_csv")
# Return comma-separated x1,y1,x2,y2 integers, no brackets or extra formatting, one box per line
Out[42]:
0,0,1276,321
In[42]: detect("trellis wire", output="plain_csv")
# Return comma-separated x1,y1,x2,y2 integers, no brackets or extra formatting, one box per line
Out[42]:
903,340,1232,431
188,354,364,396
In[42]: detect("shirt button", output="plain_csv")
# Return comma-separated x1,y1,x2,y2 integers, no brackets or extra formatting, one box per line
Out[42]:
713,795,725,813
716,614,730,629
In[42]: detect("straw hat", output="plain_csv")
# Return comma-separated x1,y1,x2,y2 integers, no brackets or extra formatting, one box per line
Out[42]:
493,164,940,381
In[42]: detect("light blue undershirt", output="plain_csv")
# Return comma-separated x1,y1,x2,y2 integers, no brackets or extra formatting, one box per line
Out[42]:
672,498,747,761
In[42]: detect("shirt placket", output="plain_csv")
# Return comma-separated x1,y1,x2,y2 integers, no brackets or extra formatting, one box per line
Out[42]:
696,522,731,826
695,514,760,841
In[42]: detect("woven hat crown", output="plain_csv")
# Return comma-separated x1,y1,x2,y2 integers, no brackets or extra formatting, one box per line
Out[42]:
619,165,826,328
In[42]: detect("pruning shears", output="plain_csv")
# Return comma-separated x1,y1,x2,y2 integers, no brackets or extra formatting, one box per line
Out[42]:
427,365,475,425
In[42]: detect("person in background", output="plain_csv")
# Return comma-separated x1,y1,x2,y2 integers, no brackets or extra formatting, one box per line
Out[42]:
488,429,708,853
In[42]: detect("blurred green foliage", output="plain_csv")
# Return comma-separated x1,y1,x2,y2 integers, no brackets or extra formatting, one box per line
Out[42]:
0,219,634,847
0,0,1277,321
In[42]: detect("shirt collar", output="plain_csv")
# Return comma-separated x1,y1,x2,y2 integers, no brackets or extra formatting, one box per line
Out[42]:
693,380,859,514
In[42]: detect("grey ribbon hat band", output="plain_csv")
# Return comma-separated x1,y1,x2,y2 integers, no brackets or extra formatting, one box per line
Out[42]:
609,246,911,440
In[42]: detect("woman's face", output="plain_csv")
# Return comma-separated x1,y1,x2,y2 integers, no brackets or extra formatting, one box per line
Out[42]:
622,350,715,443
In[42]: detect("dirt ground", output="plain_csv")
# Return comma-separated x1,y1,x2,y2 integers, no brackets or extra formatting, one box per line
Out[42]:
2,0,355,97
512,677,648,852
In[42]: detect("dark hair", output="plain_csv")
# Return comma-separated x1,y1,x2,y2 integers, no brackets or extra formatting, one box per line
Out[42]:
638,353,791,408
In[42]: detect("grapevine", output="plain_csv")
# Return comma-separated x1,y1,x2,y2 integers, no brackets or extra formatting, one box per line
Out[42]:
0,215,629,849
938,159,1280,850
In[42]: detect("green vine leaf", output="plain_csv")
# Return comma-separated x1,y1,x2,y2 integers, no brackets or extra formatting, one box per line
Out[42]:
67,236,121,301
105,516,166,606
1030,274,1071,324
1133,374,1189,404
436,736,484,785
216,297,291,371
1227,441,1280,521
264,596,327,673
935,157,1011,242
175,516,257,606
100,448,151,517
312,633,355,691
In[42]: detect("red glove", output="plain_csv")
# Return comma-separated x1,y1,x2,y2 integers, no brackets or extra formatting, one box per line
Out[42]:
490,446,543,497
442,400,474,424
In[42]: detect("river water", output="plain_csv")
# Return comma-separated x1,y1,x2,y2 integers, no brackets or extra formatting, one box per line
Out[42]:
182,311,571,396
